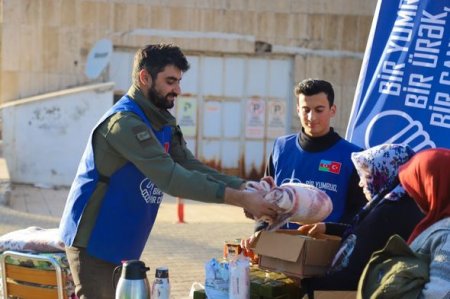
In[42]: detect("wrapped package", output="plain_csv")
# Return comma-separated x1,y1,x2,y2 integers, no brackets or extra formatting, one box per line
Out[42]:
246,180,333,231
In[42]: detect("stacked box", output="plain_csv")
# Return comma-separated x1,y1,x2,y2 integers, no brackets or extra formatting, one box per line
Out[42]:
192,266,302,299
250,266,301,299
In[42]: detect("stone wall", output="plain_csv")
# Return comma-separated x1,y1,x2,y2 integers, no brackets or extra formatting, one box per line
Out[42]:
0,0,376,134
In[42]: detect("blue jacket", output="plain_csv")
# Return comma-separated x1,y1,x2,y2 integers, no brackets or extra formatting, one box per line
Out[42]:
272,133,360,222
59,95,171,263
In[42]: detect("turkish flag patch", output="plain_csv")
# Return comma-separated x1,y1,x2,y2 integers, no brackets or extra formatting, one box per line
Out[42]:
319,160,342,174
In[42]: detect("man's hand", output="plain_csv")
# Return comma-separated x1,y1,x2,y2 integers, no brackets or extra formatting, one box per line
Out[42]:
244,176,276,193
260,176,276,189
243,209,254,220
224,187,279,221
241,190,279,221
298,222,325,237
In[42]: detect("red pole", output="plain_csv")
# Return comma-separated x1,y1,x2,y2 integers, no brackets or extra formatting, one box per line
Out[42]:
177,197,186,223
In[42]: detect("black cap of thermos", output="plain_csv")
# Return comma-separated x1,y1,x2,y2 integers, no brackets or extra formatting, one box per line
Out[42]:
121,260,150,280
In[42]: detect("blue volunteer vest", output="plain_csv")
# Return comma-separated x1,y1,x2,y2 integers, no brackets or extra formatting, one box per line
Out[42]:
272,134,360,222
59,95,171,264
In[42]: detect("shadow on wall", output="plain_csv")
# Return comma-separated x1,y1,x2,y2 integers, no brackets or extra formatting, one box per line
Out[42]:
0,83,115,188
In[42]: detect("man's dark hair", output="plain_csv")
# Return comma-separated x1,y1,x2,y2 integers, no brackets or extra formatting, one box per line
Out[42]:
294,78,335,106
132,43,190,85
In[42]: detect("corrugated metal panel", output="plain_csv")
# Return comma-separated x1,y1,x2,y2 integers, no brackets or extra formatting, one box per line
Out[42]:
247,59,269,97
201,57,223,96
269,59,292,98
244,140,265,179
203,101,221,138
223,101,241,138
110,52,293,180
222,140,240,169
202,140,221,167
181,56,200,95
224,57,245,97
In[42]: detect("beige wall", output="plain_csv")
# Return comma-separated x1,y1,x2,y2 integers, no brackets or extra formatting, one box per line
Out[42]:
0,0,376,134
2,83,114,186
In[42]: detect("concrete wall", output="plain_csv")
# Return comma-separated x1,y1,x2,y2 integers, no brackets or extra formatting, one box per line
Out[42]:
0,0,376,135
1,82,114,186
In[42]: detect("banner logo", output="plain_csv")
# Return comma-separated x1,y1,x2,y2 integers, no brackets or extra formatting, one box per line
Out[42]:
366,110,435,151
346,0,450,151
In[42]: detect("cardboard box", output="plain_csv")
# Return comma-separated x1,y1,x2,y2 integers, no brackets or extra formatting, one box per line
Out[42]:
252,230,341,278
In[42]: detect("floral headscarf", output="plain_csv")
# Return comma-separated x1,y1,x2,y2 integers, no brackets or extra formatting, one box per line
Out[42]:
399,148,450,244
351,144,415,202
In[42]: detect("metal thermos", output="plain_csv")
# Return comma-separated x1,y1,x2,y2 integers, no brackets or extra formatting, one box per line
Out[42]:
115,260,151,299
151,267,170,299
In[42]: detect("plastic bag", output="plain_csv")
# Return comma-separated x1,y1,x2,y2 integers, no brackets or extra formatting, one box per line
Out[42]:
204,258,229,299
229,255,250,299
188,282,204,299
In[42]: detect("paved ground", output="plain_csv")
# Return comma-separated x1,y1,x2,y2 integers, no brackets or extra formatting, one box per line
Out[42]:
1,183,256,298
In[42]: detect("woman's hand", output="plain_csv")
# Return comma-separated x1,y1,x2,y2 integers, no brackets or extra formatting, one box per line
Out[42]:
298,222,326,237
240,231,261,251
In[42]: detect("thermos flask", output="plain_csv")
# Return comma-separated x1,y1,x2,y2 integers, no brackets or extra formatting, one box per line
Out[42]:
114,260,151,299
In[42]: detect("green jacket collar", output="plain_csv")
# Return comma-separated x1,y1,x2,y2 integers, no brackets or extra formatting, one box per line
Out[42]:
127,85,176,130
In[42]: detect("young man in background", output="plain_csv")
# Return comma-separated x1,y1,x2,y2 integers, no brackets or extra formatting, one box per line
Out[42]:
255,78,366,231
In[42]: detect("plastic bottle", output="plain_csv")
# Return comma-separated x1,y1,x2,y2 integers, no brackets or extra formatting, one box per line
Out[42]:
151,266,170,299
229,255,250,299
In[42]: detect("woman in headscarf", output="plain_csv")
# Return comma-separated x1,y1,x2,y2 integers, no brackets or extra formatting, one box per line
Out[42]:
299,143,424,292
398,148,450,298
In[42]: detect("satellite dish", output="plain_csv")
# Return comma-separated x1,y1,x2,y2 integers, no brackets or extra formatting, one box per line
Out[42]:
85,39,113,79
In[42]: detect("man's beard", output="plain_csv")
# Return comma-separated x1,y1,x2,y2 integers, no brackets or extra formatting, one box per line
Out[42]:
148,86,176,110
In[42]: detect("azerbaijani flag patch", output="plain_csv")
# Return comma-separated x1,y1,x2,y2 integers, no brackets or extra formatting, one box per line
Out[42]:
319,160,342,174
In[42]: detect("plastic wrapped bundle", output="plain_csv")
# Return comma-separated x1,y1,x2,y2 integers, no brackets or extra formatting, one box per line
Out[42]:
246,180,333,231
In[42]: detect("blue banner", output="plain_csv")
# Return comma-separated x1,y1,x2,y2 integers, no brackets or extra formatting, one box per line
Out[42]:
346,0,450,151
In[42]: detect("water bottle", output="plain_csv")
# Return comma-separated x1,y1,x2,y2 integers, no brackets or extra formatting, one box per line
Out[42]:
151,267,170,299
114,260,151,299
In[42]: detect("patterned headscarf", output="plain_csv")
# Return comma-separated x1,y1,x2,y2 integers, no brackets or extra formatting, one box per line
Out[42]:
399,148,450,244
351,144,415,202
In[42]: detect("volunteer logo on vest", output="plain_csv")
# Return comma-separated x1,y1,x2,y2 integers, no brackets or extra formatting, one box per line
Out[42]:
280,177,302,185
319,160,342,174
140,178,163,204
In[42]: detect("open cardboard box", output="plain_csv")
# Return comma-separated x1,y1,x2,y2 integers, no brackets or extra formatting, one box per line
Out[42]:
252,230,341,278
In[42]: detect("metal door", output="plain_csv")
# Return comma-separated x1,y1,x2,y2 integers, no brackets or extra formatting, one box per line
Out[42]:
110,52,293,179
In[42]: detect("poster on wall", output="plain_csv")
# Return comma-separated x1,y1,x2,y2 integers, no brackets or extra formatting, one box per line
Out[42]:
346,0,450,151
267,100,287,138
176,97,197,137
245,98,266,138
